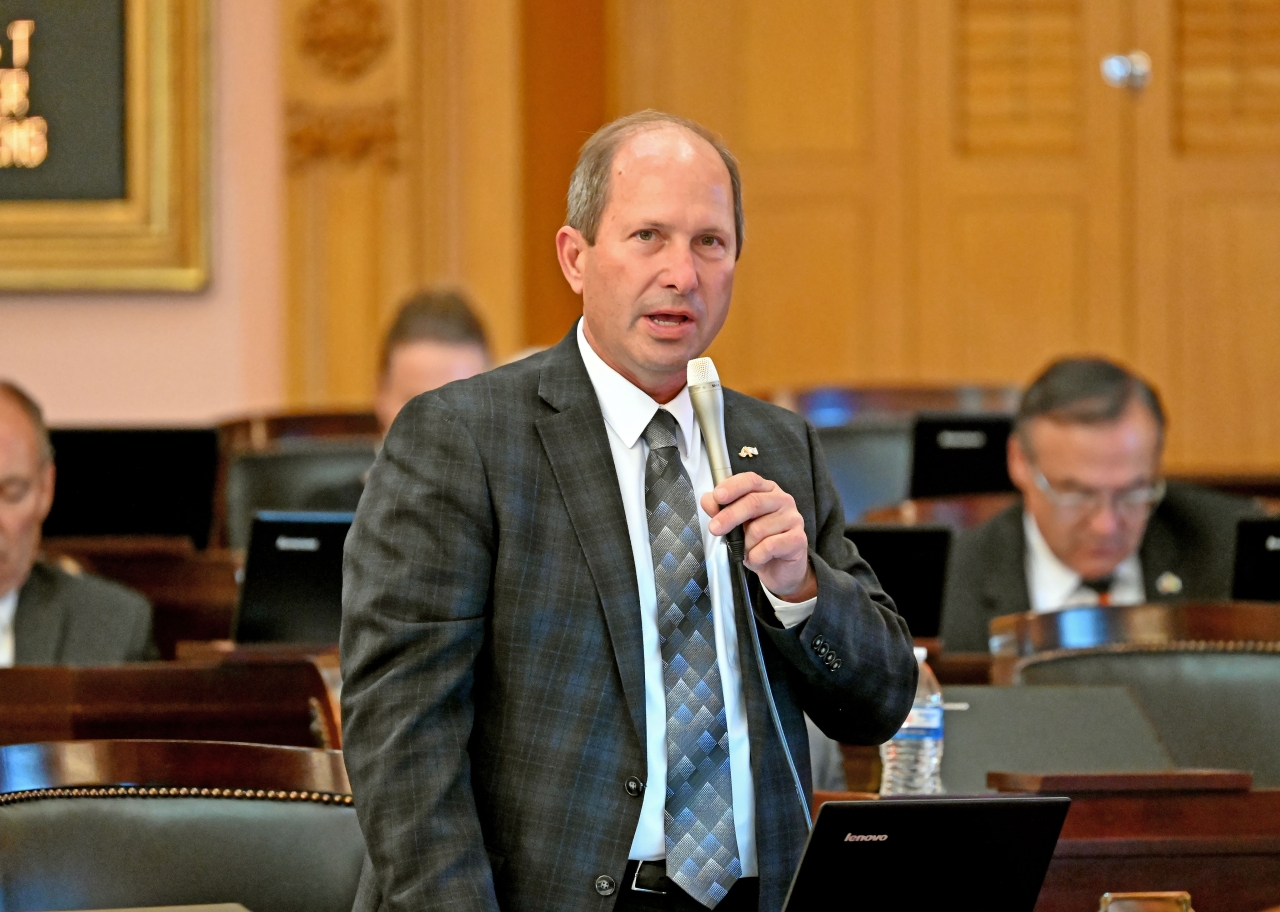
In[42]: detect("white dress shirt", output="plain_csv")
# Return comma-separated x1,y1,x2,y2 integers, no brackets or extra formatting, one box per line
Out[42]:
0,586,18,669
576,322,816,874
1023,513,1145,613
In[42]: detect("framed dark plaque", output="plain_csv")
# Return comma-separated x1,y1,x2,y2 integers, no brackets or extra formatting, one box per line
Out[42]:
0,0,207,290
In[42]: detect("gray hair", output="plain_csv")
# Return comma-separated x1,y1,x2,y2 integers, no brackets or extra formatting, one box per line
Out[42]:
1015,357,1166,455
566,110,745,259
0,380,54,467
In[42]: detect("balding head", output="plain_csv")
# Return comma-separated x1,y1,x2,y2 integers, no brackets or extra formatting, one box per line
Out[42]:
0,381,55,594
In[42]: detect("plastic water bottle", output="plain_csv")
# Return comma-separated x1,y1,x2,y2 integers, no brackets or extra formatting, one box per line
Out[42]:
879,646,944,795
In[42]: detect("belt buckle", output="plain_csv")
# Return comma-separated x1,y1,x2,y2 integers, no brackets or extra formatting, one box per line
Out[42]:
631,860,668,896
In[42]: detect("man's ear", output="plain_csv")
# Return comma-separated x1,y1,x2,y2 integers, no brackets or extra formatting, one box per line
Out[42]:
1007,432,1032,495
36,462,55,522
556,226,589,295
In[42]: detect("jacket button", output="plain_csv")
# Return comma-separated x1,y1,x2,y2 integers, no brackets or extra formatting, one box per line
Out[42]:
811,634,825,649
625,776,645,797
595,875,617,896
816,643,830,658
831,658,842,671
824,651,838,667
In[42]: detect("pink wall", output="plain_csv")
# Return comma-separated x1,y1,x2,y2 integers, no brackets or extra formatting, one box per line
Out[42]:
0,0,284,426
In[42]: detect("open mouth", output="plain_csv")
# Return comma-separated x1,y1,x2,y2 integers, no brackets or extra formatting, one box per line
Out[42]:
645,313,691,328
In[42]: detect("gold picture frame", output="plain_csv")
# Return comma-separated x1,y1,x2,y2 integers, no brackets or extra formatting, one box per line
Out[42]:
0,0,208,291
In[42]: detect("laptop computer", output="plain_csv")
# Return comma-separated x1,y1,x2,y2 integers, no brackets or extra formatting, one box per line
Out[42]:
909,412,1015,499
1232,517,1280,601
43,428,220,549
844,525,952,638
233,511,354,645
783,796,1070,910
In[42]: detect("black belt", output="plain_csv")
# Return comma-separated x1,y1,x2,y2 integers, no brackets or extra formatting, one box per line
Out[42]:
630,859,672,895
625,860,760,899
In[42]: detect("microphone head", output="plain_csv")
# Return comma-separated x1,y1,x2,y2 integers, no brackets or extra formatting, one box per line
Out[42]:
687,357,720,387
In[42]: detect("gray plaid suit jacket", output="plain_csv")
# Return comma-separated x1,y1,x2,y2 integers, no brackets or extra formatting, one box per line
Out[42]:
340,328,917,912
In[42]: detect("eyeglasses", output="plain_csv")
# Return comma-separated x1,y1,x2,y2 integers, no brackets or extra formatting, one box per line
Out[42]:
1031,466,1166,520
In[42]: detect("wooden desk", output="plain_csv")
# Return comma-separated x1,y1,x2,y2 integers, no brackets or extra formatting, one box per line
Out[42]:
989,771,1280,912
0,661,339,750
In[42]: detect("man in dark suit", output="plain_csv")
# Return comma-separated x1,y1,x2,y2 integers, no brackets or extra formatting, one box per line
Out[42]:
940,358,1261,653
341,111,917,912
0,381,153,666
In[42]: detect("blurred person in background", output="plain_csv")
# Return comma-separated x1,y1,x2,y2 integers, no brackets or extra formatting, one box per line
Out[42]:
941,357,1261,652
0,381,154,665
307,289,491,512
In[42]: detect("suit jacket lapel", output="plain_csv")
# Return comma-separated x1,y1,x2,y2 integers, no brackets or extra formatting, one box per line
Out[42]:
14,563,67,665
981,506,1033,619
534,333,649,746
1140,507,1182,602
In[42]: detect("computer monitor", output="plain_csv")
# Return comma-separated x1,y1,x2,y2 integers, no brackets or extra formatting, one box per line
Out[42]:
1232,518,1280,601
784,796,1069,911
844,524,951,638
43,428,220,549
233,511,354,645
909,412,1015,499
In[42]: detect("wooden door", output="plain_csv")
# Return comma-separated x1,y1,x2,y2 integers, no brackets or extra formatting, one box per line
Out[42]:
606,0,913,390
914,0,1131,384
1133,0,1280,473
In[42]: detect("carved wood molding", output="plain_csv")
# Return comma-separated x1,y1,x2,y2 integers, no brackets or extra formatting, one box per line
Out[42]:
297,0,391,81
286,100,398,170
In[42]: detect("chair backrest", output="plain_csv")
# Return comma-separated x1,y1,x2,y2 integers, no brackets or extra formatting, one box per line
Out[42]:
0,661,341,750
1016,645,1280,787
0,740,364,912
224,444,377,549
814,417,913,522
989,601,1280,658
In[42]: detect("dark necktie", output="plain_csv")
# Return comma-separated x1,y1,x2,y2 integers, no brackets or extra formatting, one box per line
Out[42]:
1081,575,1115,606
642,409,741,909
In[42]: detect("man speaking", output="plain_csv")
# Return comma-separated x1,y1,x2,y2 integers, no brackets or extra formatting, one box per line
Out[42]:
341,111,916,912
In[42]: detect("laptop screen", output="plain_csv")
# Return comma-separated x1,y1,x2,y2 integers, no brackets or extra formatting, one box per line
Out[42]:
43,428,220,549
1233,518,1280,601
234,511,354,645
785,796,1069,911
844,525,952,638
910,412,1015,499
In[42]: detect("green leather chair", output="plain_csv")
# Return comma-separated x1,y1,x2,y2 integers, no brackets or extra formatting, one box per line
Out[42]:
1016,644,1280,787
0,740,365,912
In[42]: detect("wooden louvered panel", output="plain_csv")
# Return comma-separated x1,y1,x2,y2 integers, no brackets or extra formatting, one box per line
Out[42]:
956,0,1083,154
1177,0,1280,151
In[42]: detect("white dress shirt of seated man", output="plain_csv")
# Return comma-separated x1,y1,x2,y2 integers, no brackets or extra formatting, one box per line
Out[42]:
1007,389,1165,609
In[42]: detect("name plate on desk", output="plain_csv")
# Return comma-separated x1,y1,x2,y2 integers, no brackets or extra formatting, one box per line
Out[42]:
54,906,251,912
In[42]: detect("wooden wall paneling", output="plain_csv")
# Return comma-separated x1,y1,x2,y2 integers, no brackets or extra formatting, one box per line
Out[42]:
522,0,606,347
604,1,910,391
914,0,1129,385
1134,0,1280,474
284,0,522,408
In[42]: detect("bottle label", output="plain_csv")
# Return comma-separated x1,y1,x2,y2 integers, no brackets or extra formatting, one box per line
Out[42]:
893,706,943,740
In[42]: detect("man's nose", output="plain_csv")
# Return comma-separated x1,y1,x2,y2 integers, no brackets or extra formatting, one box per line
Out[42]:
1088,499,1121,536
660,243,699,295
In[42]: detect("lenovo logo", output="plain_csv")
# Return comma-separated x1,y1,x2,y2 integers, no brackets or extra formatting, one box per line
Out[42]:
844,833,888,842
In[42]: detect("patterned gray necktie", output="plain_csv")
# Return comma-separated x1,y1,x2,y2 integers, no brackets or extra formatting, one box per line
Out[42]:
643,409,741,909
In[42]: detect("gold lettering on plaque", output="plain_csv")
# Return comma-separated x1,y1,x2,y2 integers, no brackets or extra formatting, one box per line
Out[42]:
0,20,46,168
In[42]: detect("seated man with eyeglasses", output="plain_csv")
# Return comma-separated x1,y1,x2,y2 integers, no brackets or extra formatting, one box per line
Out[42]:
939,357,1262,653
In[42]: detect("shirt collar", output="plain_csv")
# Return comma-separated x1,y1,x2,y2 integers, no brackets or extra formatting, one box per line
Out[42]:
576,319,699,458
0,587,17,628
1023,511,1143,610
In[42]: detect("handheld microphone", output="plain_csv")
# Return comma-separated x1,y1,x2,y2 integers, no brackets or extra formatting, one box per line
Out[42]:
687,357,745,563
686,356,814,831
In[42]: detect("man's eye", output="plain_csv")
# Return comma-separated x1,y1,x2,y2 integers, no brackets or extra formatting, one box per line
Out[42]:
636,229,655,241
699,235,721,247
0,480,31,504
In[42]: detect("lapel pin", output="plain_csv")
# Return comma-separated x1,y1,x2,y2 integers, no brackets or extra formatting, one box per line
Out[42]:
738,446,758,458
1156,571,1183,595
